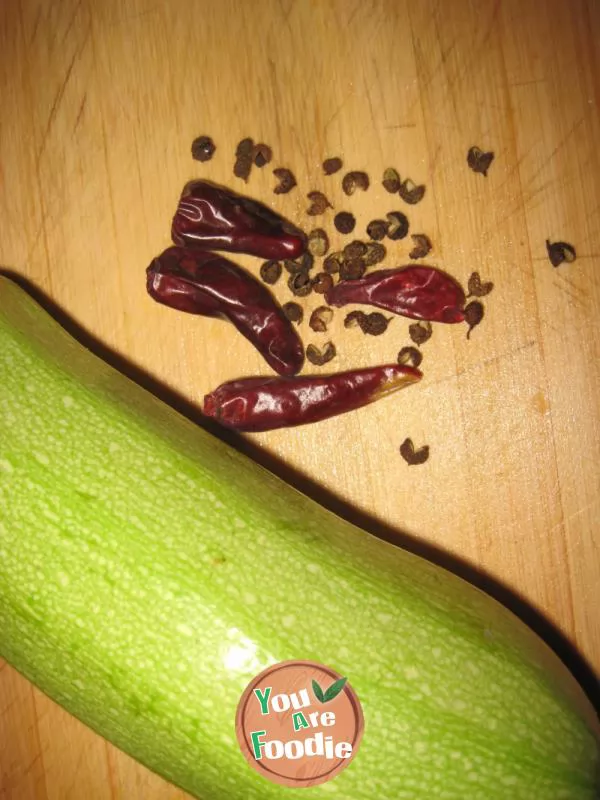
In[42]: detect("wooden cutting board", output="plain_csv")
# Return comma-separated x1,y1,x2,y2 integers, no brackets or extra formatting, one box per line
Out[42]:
1,0,598,797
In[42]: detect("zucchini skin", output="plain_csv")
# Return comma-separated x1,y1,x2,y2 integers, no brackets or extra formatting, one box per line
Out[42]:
0,276,597,800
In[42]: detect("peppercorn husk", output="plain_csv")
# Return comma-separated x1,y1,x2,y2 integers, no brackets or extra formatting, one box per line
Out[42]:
306,341,336,366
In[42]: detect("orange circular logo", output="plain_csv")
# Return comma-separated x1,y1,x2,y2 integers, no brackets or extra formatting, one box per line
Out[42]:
235,660,364,788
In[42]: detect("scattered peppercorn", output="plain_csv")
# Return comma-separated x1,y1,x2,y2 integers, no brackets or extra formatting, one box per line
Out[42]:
323,252,343,274
339,258,366,281
399,179,426,205
386,211,409,240
334,211,356,234
363,242,386,267
306,191,333,215
306,341,336,366
464,301,484,338
400,438,430,465
234,137,254,182
359,312,390,336
409,320,433,345
284,253,314,275
234,156,253,182
309,306,334,333
283,301,303,324
235,137,253,156
397,346,423,368
367,219,389,241
288,270,313,297
284,259,304,274
342,171,370,196
253,143,273,167
298,252,315,272
273,167,297,194
191,135,216,162
382,167,401,193
323,157,343,175
312,272,334,294
307,228,330,257
546,239,576,267
260,260,282,284
345,310,387,335
467,146,495,177
467,271,494,298
344,310,365,329
409,234,432,260
343,240,367,260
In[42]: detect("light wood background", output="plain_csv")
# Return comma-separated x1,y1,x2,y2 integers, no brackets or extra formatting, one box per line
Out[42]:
1,0,599,797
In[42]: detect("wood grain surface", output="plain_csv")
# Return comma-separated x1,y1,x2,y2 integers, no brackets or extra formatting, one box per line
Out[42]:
1,0,599,797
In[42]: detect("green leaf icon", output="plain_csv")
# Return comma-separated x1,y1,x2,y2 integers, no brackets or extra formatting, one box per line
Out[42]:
312,679,325,703
323,677,347,703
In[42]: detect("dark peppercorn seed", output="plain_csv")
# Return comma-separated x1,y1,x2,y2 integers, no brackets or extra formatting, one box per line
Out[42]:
334,212,356,234
191,135,216,162
323,157,343,175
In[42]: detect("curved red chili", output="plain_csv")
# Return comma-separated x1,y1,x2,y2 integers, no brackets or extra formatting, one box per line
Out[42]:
325,265,466,323
146,247,305,377
171,180,306,260
203,364,422,432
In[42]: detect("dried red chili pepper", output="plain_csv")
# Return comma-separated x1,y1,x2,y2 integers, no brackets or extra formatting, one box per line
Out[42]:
203,363,422,432
171,180,306,260
325,265,466,323
146,247,304,377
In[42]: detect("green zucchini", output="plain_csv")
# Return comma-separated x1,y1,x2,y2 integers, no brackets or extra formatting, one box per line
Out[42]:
0,275,598,799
